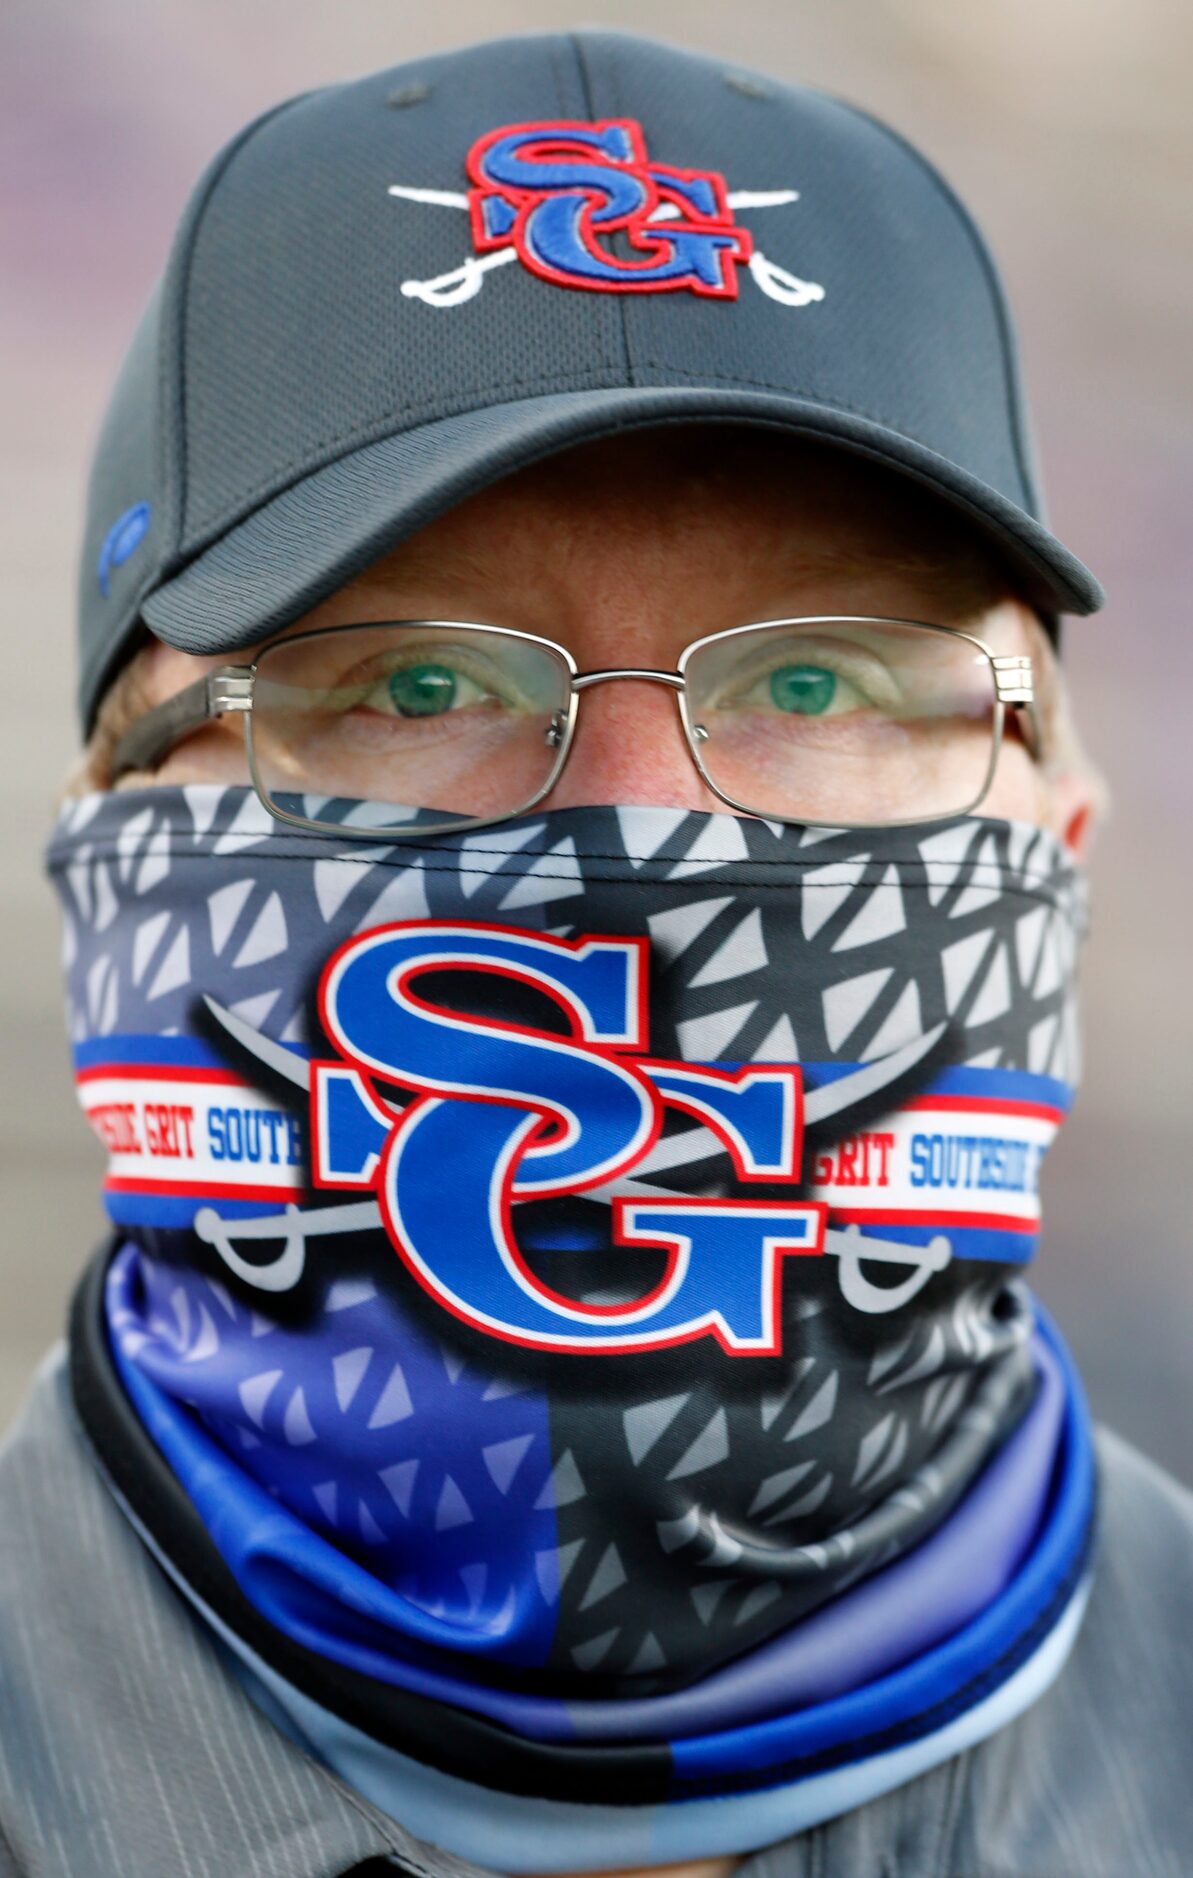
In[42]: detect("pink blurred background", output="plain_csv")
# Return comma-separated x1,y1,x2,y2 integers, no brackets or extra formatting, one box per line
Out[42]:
2,1,1190,1474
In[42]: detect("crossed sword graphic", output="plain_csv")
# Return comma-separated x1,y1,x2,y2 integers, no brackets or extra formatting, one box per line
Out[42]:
195,998,952,1315
388,185,826,310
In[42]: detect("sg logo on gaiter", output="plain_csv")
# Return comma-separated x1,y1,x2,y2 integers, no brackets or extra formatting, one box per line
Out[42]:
313,921,825,1354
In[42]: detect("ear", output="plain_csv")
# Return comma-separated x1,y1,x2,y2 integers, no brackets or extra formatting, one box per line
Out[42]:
1049,766,1099,862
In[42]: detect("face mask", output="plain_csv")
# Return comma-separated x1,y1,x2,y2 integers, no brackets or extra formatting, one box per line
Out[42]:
51,785,1085,1698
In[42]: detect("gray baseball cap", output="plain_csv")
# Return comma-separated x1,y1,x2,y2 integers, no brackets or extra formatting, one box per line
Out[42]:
78,29,1103,732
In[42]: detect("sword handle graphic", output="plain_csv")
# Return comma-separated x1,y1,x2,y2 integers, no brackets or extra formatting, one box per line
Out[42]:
400,248,516,307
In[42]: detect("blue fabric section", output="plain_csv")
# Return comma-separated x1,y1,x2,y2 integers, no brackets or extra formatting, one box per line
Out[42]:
104,1240,1091,1783
106,1248,561,1672
802,1060,1072,1110
516,1209,1034,1268
850,1222,1036,1266
74,1033,311,1070
208,1575,1093,1872
104,1193,290,1229
667,1302,1093,1786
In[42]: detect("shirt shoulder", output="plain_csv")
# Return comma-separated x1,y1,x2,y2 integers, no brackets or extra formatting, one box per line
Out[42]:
3,1362,1191,1877
0,1351,415,1878
945,1425,1193,1875
778,1426,1193,1878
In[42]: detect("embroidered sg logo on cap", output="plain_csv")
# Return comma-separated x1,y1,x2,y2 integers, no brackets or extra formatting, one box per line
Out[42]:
389,117,825,310
76,33,1104,737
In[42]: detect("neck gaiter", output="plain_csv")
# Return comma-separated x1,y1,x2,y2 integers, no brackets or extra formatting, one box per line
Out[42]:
52,788,1096,1869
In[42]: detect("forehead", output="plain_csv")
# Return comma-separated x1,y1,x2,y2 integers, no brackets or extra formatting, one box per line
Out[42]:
346,425,1018,623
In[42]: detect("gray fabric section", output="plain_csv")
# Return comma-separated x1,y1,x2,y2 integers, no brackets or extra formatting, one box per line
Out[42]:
771,1424,1193,1876
138,386,1101,671
170,35,1032,544
75,282,165,727
76,91,311,734
78,30,1105,729
0,1351,482,1878
2,1349,1192,1876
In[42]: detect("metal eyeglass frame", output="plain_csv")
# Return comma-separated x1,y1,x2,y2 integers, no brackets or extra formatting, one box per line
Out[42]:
110,615,1041,841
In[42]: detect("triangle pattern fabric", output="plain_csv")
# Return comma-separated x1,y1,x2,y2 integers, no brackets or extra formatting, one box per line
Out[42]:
689,907,768,987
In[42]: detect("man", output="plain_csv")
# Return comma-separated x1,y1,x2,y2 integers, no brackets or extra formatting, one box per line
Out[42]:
1,30,1190,1878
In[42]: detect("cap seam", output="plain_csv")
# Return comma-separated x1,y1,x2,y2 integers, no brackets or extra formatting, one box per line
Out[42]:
164,90,327,555
829,97,1039,514
545,34,627,386
603,366,1068,574
571,32,635,391
620,359,977,453
177,364,1022,552
177,364,634,553
164,378,1091,612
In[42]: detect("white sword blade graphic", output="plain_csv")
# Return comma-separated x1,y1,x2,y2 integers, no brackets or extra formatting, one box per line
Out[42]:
388,185,823,309
197,997,950,1306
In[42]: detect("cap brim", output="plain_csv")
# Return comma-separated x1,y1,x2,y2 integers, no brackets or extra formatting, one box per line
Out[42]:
142,385,1103,659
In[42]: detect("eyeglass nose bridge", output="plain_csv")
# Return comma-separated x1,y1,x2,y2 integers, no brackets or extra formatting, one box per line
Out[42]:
563,668,709,752
544,668,692,759
570,668,686,692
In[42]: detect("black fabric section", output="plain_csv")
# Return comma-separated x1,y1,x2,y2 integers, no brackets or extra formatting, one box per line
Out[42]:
69,1237,1095,1809
541,1260,1038,1687
67,1241,672,1806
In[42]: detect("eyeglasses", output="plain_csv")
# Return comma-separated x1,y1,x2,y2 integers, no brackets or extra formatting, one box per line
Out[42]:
111,616,1041,839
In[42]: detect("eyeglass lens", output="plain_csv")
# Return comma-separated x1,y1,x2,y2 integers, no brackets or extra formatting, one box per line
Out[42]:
246,618,999,833
248,624,573,832
682,619,999,826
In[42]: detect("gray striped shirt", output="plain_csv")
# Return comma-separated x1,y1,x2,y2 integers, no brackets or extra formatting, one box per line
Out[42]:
2,1348,1191,1877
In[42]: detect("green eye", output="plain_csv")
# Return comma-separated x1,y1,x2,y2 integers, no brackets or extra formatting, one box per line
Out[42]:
387,662,457,717
769,663,837,715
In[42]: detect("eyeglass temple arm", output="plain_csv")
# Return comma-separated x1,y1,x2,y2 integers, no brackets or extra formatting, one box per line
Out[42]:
110,669,254,779
991,655,1043,763
1009,700,1043,762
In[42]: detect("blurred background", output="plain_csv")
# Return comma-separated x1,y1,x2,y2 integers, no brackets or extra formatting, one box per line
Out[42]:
2,0,1190,1475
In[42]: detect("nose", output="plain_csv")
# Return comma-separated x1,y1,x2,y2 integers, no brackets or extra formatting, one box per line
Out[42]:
542,676,729,814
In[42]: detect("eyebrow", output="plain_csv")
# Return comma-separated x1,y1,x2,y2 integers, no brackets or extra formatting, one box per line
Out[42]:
343,543,1013,616
337,540,501,603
